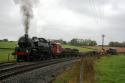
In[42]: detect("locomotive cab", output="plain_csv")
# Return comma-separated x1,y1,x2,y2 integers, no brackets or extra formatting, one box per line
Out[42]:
24,37,52,61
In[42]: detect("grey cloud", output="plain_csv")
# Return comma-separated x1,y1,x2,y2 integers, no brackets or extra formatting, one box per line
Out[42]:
60,0,110,17
0,0,125,44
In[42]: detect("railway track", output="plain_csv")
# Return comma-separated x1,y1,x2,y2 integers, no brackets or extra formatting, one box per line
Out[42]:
0,58,78,80
0,62,16,68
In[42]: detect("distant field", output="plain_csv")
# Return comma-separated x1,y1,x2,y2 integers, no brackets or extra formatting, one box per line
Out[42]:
84,46,125,53
62,44,94,52
83,46,125,52
96,55,125,83
0,41,16,49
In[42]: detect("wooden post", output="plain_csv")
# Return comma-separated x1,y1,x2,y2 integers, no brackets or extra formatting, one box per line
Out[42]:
8,53,10,62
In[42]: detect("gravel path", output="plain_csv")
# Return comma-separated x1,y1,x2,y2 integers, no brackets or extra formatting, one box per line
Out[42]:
2,59,78,83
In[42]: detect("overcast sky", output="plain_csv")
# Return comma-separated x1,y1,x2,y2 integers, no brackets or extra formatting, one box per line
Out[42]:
0,0,125,44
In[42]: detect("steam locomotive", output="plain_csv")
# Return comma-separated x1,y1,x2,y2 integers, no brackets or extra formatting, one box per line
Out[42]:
13,34,79,62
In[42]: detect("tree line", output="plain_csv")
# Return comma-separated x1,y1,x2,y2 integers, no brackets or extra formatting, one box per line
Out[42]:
109,41,125,47
0,39,9,42
70,38,97,46
53,38,125,48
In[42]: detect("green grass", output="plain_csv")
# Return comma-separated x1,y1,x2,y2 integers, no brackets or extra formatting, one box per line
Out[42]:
0,41,16,49
96,55,125,83
0,49,15,63
0,41,16,62
62,44,93,52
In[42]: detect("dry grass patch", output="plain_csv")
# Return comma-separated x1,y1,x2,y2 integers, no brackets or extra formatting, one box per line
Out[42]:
53,61,81,83
83,57,96,83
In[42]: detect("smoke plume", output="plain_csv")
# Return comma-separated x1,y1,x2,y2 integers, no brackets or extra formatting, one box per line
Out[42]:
14,0,38,34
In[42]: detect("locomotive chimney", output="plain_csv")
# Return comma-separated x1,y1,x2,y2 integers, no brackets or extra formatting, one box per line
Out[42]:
24,34,29,39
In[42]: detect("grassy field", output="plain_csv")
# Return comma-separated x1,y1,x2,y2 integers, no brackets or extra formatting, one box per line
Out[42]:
96,55,125,83
62,44,93,52
0,49,15,63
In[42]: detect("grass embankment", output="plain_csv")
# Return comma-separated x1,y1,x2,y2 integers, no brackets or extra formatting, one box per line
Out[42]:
96,55,125,83
53,61,81,83
62,44,93,52
0,41,16,63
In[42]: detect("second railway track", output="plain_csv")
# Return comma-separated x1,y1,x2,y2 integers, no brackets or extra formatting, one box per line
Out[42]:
0,62,16,68
0,57,78,81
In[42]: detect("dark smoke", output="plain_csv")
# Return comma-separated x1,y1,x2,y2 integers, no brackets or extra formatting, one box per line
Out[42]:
21,0,33,34
14,0,38,34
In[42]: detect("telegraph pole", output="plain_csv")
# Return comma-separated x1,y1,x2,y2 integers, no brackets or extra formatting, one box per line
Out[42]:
102,34,105,51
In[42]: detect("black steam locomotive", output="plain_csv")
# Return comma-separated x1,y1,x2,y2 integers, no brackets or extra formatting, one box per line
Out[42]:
14,34,52,62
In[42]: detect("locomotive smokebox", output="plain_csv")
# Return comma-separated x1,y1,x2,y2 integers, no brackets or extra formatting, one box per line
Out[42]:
18,34,32,48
